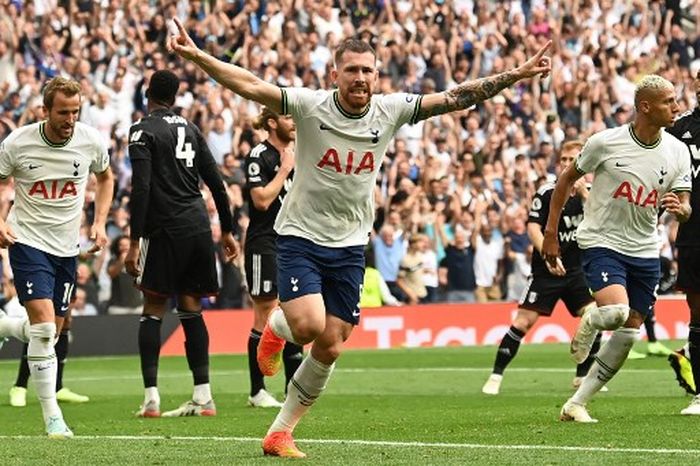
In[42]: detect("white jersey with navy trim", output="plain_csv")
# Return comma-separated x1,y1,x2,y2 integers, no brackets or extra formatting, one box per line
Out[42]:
0,121,110,257
275,88,422,247
575,124,691,258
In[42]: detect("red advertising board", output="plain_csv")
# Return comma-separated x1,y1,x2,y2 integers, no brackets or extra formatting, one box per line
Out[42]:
161,297,691,355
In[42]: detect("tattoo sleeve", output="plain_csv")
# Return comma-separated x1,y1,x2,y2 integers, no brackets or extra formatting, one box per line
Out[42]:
415,70,520,121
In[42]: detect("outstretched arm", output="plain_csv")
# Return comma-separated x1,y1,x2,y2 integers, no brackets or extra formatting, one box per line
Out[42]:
169,18,282,112
415,41,552,121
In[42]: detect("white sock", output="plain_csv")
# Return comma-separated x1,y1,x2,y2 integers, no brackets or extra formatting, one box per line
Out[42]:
267,355,334,434
144,386,160,405
572,327,638,405
0,315,30,342
28,322,61,423
193,383,212,404
269,307,298,344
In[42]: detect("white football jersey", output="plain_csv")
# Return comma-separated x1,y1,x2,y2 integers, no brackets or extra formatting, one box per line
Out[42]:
275,88,421,247
575,124,691,258
0,121,110,257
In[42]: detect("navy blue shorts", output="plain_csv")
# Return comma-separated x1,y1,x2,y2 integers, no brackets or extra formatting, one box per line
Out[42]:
581,247,660,316
277,235,365,325
9,243,77,317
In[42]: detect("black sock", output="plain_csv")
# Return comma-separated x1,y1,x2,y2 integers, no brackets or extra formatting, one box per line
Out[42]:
283,342,304,393
248,329,265,396
492,326,525,375
15,343,30,388
55,331,69,391
576,332,602,377
645,313,657,343
139,315,162,388
178,309,210,386
689,326,700,395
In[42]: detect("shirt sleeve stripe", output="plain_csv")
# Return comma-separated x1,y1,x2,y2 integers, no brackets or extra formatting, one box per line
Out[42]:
281,88,288,115
410,95,424,125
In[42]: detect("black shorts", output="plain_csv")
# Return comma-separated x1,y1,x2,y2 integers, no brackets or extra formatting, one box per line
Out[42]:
137,232,218,296
244,251,277,298
518,269,593,317
677,247,700,293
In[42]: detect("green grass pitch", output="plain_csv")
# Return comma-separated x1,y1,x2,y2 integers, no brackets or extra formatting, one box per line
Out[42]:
0,341,696,465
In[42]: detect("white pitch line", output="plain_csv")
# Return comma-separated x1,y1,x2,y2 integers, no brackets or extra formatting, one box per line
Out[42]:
0,434,696,455
0,366,674,383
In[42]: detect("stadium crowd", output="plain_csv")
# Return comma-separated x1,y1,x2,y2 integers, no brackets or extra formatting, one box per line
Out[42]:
0,0,698,312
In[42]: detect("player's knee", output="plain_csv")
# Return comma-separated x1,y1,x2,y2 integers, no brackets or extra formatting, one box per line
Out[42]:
292,322,324,345
176,309,202,320
29,322,56,345
591,304,629,330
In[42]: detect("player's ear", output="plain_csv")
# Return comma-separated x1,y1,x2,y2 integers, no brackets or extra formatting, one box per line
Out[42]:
330,67,338,86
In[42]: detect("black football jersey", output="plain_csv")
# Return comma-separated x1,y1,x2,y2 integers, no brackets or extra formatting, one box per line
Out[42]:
667,108,700,247
128,108,233,239
528,182,584,274
245,141,293,253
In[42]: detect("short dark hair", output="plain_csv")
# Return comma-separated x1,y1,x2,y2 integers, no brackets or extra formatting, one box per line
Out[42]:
334,38,376,66
146,69,180,106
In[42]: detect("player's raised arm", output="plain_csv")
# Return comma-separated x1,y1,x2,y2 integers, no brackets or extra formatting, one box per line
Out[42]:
414,41,552,122
168,17,282,112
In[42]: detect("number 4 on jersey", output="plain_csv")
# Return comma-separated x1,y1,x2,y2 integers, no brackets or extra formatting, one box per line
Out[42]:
176,127,195,167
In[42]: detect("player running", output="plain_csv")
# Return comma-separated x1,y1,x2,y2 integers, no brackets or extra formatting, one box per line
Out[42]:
170,17,551,457
543,75,692,423
0,76,114,437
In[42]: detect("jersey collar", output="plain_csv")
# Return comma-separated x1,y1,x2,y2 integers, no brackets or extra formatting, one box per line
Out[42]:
628,123,661,149
39,121,73,148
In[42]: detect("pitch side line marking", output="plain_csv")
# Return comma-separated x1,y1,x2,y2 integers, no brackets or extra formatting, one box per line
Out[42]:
0,435,697,454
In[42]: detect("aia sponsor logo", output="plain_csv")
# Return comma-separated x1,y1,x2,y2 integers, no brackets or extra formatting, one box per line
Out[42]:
612,181,657,207
28,180,77,199
317,148,375,175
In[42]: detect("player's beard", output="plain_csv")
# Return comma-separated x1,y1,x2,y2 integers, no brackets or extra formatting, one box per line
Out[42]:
48,120,74,142
276,127,295,144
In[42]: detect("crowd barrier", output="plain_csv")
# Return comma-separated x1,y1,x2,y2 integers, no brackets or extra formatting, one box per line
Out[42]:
0,297,690,359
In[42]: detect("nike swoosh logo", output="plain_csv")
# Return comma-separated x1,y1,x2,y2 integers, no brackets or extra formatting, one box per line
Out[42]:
615,162,629,167
352,310,361,317
28,164,40,170
319,123,333,130
60,305,69,312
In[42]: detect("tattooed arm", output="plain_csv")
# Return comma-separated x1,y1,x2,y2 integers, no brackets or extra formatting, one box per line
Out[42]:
415,41,552,122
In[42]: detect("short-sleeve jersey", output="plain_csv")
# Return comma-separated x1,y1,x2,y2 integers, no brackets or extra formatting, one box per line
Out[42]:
127,109,221,238
245,140,293,253
666,108,700,247
0,121,110,257
275,88,422,247
528,182,584,273
575,124,691,258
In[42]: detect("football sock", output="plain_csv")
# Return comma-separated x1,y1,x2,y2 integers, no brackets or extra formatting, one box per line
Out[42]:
283,342,304,393
268,354,334,434
248,328,265,396
644,314,657,343
193,383,212,404
15,343,30,388
572,328,637,405
576,333,602,377
178,309,210,386
28,322,61,422
492,326,525,375
144,386,160,405
55,330,69,391
688,326,700,395
269,307,298,344
138,315,162,388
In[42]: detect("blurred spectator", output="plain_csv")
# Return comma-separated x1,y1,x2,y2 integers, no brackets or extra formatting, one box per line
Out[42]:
360,248,401,308
397,233,428,305
106,235,143,315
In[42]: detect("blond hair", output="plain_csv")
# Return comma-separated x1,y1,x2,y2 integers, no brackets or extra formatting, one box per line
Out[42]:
634,74,674,108
43,77,82,110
